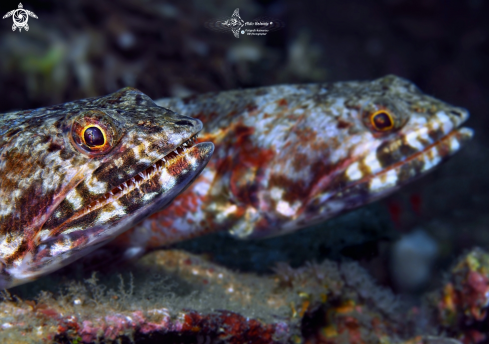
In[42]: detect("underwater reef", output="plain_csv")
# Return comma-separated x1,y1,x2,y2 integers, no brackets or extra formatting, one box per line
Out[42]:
0,0,487,343
1,247,488,343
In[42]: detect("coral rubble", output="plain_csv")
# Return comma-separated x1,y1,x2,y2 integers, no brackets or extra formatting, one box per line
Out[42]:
0,248,475,343
429,248,489,344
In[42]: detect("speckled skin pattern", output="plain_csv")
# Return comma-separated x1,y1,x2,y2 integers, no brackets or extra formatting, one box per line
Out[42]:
114,75,472,250
0,87,214,288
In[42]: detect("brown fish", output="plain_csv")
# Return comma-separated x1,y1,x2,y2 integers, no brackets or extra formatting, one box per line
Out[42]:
0,87,214,288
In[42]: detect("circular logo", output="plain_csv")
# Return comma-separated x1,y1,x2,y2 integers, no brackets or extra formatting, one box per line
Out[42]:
12,9,28,27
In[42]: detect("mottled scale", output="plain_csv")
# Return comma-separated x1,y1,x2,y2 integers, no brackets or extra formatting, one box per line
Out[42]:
114,75,472,250
0,75,473,287
0,87,214,287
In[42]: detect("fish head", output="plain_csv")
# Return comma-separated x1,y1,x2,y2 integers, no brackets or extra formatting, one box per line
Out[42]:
0,87,214,287
306,75,472,220
231,75,472,238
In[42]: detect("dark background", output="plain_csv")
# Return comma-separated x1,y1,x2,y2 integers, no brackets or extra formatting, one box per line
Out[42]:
1,0,488,294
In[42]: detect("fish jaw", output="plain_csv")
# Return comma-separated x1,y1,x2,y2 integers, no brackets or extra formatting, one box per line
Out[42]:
0,87,214,288
5,142,213,288
301,127,473,227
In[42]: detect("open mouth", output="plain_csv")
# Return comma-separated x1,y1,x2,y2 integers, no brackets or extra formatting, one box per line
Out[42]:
72,134,200,219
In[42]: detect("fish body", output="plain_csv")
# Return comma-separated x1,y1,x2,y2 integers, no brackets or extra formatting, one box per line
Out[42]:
0,88,214,288
0,75,473,287
114,75,472,250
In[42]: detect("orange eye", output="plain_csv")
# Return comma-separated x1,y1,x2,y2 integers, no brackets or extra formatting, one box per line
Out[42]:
370,110,394,131
82,125,106,147
71,110,117,156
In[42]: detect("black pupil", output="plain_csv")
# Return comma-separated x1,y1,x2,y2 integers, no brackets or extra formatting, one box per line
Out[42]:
373,112,393,130
84,127,104,146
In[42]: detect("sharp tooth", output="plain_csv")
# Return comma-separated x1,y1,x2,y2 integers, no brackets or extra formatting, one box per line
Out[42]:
123,182,128,189
162,158,166,162
174,150,178,154
118,186,123,191
139,172,144,178
109,191,114,196
131,177,136,183
183,143,187,146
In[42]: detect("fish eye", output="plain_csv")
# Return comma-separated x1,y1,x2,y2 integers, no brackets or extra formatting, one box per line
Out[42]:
82,126,106,147
370,110,394,131
71,110,117,156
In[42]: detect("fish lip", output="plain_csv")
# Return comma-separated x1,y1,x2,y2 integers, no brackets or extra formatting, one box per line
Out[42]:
91,140,214,236
70,131,210,219
103,117,204,191
341,126,473,198
38,140,214,254
374,126,472,178
313,124,473,210
134,121,204,181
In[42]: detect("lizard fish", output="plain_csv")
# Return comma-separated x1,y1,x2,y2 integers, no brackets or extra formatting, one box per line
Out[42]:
0,88,214,288
113,75,473,252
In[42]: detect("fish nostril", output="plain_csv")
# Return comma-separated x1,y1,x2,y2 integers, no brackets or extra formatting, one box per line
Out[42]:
449,110,464,118
175,120,194,127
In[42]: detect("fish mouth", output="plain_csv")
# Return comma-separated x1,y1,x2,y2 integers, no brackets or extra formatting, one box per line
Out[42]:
16,131,213,287
302,124,472,230
336,125,473,207
355,127,473,195
77,134,201,218
44,133,213,238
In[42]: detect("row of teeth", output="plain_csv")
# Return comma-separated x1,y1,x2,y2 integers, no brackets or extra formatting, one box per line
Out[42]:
80,135,198,215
